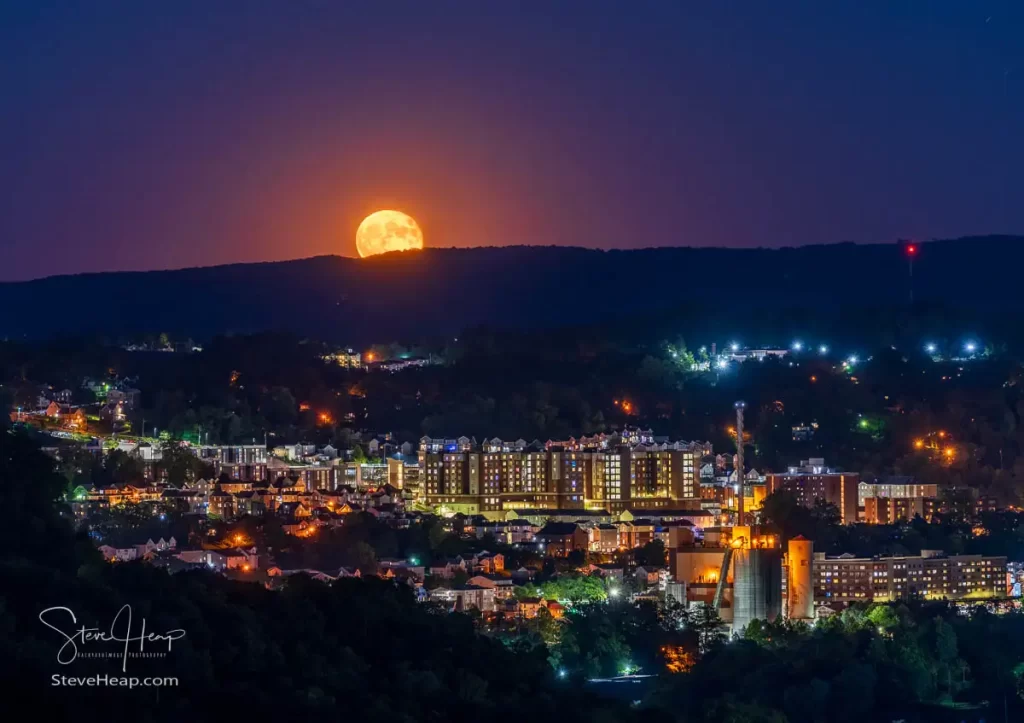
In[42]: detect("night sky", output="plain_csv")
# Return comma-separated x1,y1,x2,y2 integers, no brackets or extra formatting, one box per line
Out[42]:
2,1,1022,280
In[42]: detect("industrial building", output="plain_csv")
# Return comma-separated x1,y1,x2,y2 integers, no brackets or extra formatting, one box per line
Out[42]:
668,524,781,631
670,525,1007,634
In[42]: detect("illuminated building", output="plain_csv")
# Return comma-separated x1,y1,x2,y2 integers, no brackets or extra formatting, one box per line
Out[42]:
858,479,938,508
322,349,362,368
419,436,705,515
863,496,939,524
765,458,859,524
784,536,814,620
814,550,1006,604
668,527,781,629
197,444,269,482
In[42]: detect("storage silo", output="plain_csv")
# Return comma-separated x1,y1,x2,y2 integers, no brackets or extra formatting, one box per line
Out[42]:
732,547,782,635
787,536,814,620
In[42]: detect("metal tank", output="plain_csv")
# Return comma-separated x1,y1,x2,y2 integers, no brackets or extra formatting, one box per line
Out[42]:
732,547,782,635
787,536,814,620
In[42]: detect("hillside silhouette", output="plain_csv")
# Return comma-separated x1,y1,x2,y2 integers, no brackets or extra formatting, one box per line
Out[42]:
0,236,1019,343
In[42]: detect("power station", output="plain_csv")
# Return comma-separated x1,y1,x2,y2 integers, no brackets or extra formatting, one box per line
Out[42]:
666,401,1005,634
664,401,805,633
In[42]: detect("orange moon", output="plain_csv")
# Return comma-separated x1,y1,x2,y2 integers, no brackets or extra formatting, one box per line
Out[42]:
355,210,424,258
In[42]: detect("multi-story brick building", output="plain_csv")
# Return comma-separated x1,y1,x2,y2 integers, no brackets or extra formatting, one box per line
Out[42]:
814,550,1006,605
863,496,940,524
765,459,859,524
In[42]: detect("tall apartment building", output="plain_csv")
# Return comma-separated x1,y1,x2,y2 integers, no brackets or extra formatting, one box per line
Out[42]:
814,550,1006,605
765,459,859,524
196,444,269,482
863,496,940,524
419,436,704,515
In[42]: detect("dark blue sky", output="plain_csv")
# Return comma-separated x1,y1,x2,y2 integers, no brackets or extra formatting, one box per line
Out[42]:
1,1,1022,280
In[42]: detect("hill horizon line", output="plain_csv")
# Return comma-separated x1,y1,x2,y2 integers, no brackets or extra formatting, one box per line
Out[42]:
3,235,1015,284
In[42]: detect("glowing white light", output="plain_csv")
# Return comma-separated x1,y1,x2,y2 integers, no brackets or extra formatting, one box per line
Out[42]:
964,342,977,353
818,345,828,354
730,342,739,352
792,341,803,351
925,343,937,354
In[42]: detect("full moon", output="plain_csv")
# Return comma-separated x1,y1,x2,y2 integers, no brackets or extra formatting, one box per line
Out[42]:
355,210,424,258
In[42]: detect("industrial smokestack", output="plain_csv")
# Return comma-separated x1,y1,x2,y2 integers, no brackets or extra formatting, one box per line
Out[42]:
734,401,746,526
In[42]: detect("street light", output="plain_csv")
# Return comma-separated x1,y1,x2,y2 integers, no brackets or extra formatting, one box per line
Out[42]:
925,343,937,354
792,341,803,351
964,341,977,354
818,345,828,354
730,342,739,352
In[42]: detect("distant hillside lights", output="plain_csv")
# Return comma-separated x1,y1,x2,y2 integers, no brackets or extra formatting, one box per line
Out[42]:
322,348,436,372
323,349,362,368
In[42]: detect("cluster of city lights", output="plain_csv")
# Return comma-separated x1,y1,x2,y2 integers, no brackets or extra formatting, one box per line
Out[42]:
912,430,956,461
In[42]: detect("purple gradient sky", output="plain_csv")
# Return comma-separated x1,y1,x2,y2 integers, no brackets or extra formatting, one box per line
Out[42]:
1,1,1023,280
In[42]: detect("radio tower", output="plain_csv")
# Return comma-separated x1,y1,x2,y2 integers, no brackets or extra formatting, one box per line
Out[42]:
734,401,746,526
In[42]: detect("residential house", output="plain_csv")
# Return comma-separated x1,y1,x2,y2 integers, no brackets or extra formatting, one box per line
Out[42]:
537,522,588,557
432,585,495,613
475,552,505,574
591,523,620,553
635,566,662,587
98,545,139,562
465,575,516,600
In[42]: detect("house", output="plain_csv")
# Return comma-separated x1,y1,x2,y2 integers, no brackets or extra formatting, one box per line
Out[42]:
506,519,540,544
465,575,516,599
276,501,313,519
429,558,468,579
475,552,505,574
617,519,656,549
590,563,625,581
536,522,588,557
98,545,139,562
265,567,340,584
635,566,662,587
45,402,87,429
207,490,234,518
510,566,535,583
282,519,317,537
107,387,140,410
99,402,126,424
222,549,254,571
233,490,267,517
513,596,544,619
378,559,426,581
431,585,495,613
177,549,227,569
544,600,565,619
590,523,620,553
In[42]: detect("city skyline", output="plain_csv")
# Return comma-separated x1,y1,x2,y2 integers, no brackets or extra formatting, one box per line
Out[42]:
2,2,1023,280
